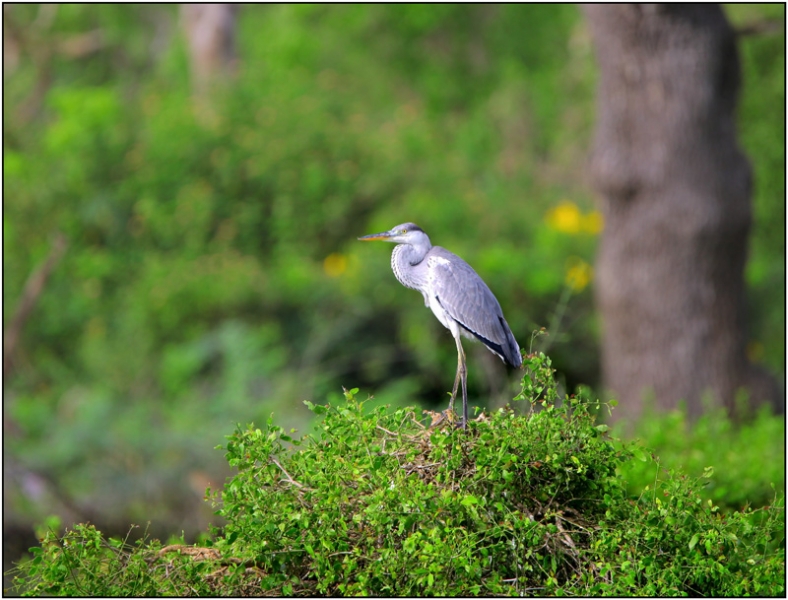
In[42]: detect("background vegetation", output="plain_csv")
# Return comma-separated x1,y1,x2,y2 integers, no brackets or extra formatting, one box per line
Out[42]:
3,3,784,586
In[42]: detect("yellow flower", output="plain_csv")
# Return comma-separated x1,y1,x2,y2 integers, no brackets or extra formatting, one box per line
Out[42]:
582,210,604,235
545,201,582,234
565,258,593,292
323,253,347,277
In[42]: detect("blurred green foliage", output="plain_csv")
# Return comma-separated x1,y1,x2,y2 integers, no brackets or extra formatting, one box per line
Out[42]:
615,404,785,512
731,4,787,373
3,3,784,549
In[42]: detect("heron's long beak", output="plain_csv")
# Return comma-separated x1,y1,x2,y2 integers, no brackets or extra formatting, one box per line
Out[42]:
358,231,393,242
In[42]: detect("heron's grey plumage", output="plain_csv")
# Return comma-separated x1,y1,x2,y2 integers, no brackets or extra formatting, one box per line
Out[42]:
359,222,522,428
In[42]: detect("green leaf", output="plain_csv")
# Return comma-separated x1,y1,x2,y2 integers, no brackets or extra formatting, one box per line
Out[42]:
461,494,479,507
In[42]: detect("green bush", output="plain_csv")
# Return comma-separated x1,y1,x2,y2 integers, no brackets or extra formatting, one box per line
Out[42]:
11,354,784,596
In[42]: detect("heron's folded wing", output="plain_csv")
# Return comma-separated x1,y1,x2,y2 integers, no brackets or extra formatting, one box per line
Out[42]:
427,248,520,366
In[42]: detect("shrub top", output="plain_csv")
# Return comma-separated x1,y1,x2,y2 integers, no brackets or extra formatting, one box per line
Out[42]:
11,354,786,596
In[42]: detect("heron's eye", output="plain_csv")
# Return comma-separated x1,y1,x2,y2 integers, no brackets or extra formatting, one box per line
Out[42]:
400,229,407,234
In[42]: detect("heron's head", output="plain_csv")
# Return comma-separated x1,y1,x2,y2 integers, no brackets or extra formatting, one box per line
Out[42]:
358,223,429,245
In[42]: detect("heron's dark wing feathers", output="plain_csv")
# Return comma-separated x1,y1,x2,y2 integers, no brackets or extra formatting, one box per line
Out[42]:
427,247,521,367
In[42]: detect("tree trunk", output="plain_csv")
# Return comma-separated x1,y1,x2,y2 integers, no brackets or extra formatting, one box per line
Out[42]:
583,4,783,423
181,4,238,98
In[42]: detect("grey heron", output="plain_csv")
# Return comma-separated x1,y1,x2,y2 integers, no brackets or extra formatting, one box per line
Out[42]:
359,222,522,429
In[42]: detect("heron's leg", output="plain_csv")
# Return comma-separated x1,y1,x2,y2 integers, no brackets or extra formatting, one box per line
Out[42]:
448,331,468,428
449,357,461,412
460,345,468,430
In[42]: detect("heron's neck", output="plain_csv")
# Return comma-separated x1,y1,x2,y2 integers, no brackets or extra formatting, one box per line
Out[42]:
391,242,429,291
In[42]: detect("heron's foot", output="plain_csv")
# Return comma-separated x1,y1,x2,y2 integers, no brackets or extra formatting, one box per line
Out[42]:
452,411,487,430
442,408,459,427
446,408,486,430
448,410,488,429
424,409,454,429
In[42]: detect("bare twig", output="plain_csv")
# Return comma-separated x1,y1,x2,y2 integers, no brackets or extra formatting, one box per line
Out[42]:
401,462,441,471
59,29,105,58
409,411,426,430
376,424,397,436
270,457,312,490
555,511,590,534
31,3,58,31
555,517,578,552
4,5,58,122
157,545,221,561
736,20,784,37
4,233,67,381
